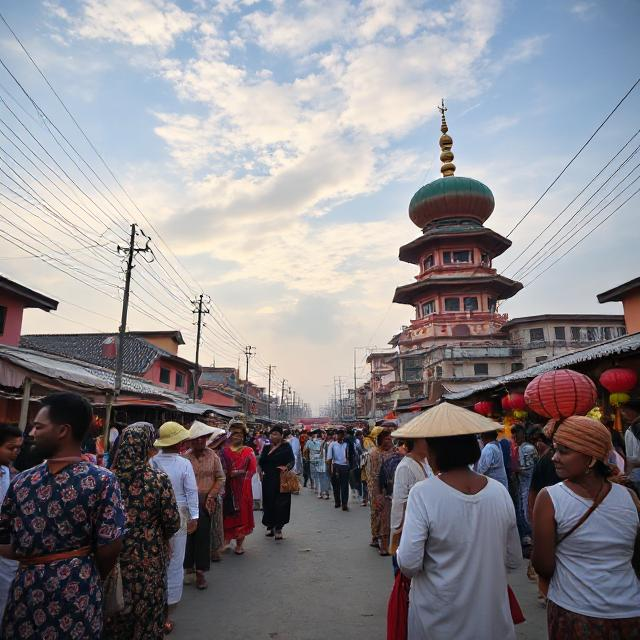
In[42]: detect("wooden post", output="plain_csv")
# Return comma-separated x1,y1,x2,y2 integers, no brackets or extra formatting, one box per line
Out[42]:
103,395,113,452
18,378,31,433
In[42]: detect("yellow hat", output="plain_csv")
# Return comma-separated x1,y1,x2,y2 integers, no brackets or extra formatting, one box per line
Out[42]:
154,421,190,448
391,402,501,438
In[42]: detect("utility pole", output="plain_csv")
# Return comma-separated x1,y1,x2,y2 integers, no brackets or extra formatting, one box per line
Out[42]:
371,358,377,420
107,223,151,448
267,365,275,419
191,293,210,401
243,345,255,416
353,350,358,418
287,386,292,422
337,377,343,421
281,379,286,420
292,390,297,422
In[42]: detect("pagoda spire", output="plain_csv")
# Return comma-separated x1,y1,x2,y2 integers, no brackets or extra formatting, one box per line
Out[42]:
437,99,456,177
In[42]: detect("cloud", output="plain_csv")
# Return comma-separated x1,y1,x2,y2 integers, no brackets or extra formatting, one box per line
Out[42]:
570,2,596,20
52,0,195,50
38,0,559,407
483,115,520,134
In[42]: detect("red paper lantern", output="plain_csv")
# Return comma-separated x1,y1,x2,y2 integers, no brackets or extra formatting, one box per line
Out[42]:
501,392,526,412
524,369,597,419
474,401,493,416
599,368,638,393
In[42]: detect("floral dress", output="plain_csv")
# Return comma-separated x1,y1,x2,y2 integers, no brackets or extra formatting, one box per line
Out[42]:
104,423,180,640
0,461,126,640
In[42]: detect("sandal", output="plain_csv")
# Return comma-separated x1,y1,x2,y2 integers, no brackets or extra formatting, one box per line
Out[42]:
265,529,275,537
234,548,245,555
275,531,283,541
379,550,390,557
164,620,174,635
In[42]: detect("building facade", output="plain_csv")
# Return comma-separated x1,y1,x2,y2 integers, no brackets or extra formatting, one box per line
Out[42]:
359,107,626,414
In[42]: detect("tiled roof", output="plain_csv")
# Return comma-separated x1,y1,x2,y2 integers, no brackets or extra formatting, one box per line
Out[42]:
442,331,640,400
20,333,176,375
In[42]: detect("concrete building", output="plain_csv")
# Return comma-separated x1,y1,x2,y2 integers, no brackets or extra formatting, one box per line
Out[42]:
0,276,58,347
598,276,640,334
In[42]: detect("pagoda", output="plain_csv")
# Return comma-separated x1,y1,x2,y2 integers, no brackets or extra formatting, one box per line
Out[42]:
393,102,522,346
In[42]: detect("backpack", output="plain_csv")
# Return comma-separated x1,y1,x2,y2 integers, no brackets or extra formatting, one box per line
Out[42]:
379,453,404,496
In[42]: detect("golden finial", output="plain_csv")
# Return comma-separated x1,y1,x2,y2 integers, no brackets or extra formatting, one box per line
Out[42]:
437,98,455,177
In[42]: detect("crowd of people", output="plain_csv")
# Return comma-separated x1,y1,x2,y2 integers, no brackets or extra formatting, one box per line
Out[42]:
0,393,315,639
0,389,638,639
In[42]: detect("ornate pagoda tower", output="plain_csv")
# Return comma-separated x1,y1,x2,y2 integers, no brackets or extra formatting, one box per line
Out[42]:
392,102,523,391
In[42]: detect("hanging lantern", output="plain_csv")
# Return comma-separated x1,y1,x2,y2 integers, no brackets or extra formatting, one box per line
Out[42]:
525,369,597,419
600,368,638,433
501,392,526,412
599,368,638,393
610,392,631,407
474,401,494,417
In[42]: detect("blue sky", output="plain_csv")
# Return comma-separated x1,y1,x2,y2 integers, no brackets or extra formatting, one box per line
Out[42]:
1,0,639,410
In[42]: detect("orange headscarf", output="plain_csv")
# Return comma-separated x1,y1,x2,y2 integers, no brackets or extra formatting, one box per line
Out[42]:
550,416,612,463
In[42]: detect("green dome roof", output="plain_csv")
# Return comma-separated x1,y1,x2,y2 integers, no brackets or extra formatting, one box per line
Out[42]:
409,176,495,229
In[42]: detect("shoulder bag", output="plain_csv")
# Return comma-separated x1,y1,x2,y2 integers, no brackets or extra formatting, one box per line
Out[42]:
280,468,300,494
103,561,125,617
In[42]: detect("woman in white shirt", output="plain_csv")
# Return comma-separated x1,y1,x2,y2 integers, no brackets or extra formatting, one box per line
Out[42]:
532,415,640,639
395,403,522,640
389,438,432,555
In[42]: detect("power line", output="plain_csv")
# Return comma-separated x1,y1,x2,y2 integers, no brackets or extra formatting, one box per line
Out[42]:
505,76,640,238
516,161,640,281
522,186,640,289
502,129,640,274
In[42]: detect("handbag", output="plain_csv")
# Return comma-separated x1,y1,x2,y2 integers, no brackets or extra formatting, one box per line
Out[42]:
280,468,300,494
103,561,124,617
387,571,410,640
507,585,525,624
222,489,239,516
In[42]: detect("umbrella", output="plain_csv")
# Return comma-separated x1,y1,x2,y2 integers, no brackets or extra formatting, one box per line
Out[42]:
391,402,502,439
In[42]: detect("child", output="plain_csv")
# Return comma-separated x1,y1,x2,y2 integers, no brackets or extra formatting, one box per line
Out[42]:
0,424,23,618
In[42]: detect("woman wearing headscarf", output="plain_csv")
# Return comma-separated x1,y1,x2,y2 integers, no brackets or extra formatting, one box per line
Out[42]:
532,416,640,639
396,403,522,640
220,420,257,554
104,422,180,640
207,429,227,562
369,429,398,556
259,425,295,540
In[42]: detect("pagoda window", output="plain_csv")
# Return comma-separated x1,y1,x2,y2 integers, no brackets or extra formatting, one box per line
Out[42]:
473,363,488,376
421,300,436,316
159,367,171,384
488,298,497,313
443,250,472,264
444,297,460,312
554,326,566,341
0,306,5,335
423,254,434,270
463,297,478,312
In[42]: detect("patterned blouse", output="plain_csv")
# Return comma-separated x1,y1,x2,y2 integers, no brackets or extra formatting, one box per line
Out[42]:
0,461,126,639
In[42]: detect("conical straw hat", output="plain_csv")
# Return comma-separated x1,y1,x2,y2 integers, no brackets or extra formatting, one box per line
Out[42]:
391,402,501,438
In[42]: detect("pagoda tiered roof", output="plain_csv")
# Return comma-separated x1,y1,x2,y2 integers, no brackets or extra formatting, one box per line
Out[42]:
393,274,523,305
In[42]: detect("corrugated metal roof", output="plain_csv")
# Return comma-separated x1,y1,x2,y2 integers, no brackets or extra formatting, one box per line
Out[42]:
0,343,182,398
442,331,640,400
20,333,195,375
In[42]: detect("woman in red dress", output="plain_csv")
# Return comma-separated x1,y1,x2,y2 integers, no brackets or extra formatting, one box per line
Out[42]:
220,421,256,555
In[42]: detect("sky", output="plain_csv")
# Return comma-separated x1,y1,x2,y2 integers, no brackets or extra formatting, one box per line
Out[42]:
0,0,639,412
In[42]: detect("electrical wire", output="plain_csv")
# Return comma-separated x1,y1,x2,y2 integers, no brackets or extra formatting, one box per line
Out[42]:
502,128,640,274
505,76,640,238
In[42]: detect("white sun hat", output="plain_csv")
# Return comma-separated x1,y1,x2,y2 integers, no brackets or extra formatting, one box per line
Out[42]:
188,420,218,440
